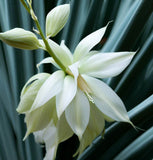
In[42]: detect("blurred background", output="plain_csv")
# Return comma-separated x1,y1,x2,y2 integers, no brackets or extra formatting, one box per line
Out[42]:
0,0,153,159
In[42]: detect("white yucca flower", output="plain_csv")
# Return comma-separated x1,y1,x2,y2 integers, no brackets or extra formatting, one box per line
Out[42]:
0,3,135,160
17,22,135,159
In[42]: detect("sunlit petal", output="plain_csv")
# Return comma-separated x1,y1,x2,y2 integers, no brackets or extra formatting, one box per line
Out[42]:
17,73,50,113
77,103,105,155
79,52,135,78
24,97,56,139
65,89,90,139
34,121,58,160
60,40,73,61
31,70,65,111
73,25,107,62
83,75,131,123
48,39,72,67
37,57,60,71
56,75,77,118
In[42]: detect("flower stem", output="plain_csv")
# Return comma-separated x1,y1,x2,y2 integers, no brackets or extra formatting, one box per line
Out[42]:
19,0,67,72
34,20,67,72
20,0,30,14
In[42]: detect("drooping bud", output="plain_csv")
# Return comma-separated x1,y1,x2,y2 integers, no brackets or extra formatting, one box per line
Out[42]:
0,28,41,50
46,4,70,38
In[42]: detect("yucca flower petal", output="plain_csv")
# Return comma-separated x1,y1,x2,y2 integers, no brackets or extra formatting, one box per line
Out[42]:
24,97,56,139
56,75,77,118
17,73,50,113
34,121,58,160
73,25,107,62
83,75,131,123
57,113,73,143
65,89,90,139
48,39,73,67
76,102,105,156
60,40,73,61
79,52,136,78
37,57,60,70
44,147,57,160
31,70,65,111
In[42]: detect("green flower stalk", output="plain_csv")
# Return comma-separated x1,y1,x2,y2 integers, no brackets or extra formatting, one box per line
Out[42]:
0,1,136,160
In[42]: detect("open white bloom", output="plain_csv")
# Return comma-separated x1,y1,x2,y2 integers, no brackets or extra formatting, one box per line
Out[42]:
0,2,136,159
17,23,135,159
0,3,135,160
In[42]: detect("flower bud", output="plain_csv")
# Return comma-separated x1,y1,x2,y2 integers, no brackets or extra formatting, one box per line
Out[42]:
0,28,40,50
46,4,70,38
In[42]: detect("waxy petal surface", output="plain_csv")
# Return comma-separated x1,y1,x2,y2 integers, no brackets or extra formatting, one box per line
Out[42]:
77,103,105,155
60,40,73,62
24,98,56,139
57,113,73,143
31,70,65,111
65,89,90,139
73,25,107,62
48,39,72,67
79,52,135,78
56,75,77,118
83,75,131,122
17,73,50,113
37,57,60,70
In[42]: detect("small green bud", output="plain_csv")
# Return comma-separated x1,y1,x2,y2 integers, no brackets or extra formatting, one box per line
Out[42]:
46,4,70,38
0,28,40,50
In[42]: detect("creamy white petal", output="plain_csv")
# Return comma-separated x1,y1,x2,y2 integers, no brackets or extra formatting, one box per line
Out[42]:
43,122,57,150
43,123,58,160
34,121,58,160
79,52,135,78
20,73,50,98
37,57,60,71
68,62,79,81
57,113,73,143
38,39,47,50
24,97,56,139
46,4,70,37
65,89,90,139
60,40,73,62
48,39,72,67
44,147,57,160
17,73,50,113
83,75,131,122
56,75,77,118
31,70,65,111
73,25,107,62
77,103,105,155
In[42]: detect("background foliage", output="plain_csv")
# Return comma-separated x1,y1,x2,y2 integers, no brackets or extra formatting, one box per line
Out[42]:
0,0,152,160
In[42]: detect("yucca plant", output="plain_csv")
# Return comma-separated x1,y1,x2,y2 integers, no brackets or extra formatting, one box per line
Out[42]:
0,0,153,160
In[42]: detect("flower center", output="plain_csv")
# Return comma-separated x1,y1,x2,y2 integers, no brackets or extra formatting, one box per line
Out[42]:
77,74,94,103
77,74,91,93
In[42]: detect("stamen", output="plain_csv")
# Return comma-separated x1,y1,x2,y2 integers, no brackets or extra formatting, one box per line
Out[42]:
85,91,94,103
77,74,92,93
